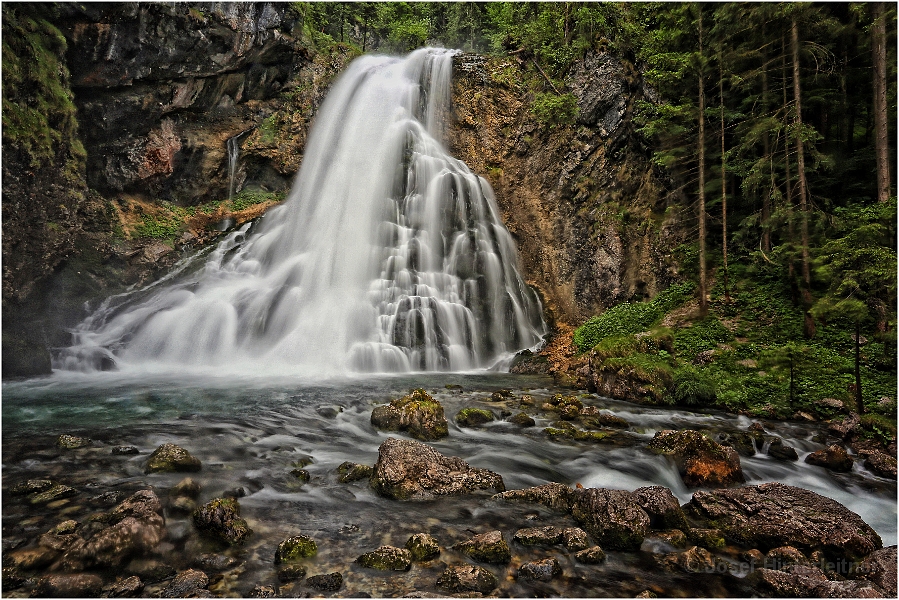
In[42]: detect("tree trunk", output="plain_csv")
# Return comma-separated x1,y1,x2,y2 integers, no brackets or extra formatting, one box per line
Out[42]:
783,33,796,286
855,320,865,414
791,18,815,338
698,11,708,315
720,52,729,302
872,2,891,203
762,37,772,253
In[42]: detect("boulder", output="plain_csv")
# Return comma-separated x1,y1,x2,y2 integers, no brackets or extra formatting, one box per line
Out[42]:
32,573,103,598
370,389,448,441
863,451,897,479
652,529,689,548
275,535,317,562
192,498,251,545
574,546,606,564
512,526,588,551
805,445,854,472
405,533,440,561
518,557,562,581
336,461,372,483
647,430,744,487
767,438,799,461
452,530,511,564
436,565,498,594
828,413,861,439
633,486,689,531
370,437,504,500
60,490,165,569
570,488,650,551
686,482,882,561
747,567,884,598
455,407,495,427
102,575,144,597
857,546,897,597
144,443,201,474
306,572,343,591
508,412,536,427
492,482,575,513
356,545,412,571
161,569,209,598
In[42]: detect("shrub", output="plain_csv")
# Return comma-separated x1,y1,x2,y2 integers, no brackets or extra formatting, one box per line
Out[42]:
671,364,716,406
532,92,579,125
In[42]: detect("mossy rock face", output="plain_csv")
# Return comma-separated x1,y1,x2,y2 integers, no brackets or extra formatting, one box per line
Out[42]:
508,412,536,427
192,498,251,546
336,461,372,483
144,444,201,474
456,407,495,428
436,565,498,594
405,533,440,561
355,545,412,571
452,530,511,564
370,389,448,441
275,535,317,563
583,411,630,429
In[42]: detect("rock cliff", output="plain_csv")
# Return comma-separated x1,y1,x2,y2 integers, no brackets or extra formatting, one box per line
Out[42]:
2,6,682,377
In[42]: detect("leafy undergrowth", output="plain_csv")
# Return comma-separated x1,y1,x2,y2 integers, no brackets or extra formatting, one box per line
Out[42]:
573,272,897,427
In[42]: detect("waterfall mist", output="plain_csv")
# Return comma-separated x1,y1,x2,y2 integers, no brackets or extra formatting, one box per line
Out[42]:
55,48,546,376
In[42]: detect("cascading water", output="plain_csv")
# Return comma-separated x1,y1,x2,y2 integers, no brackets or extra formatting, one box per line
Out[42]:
227,134,240,203
55,48,546,375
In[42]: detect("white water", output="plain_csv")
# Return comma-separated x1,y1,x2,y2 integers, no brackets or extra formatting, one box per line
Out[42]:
55,49,545,375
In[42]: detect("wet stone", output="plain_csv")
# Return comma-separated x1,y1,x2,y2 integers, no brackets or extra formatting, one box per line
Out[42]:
633,486,689,531
571,488,650,551
306,572,343,591
275,535,317,562
30,484,78,505
665,546,721,574
456,407,495,427
144,443,202,474
250,584,277,598
290,468,311,483
508,412,536,427
857,546,897,596
51,520,79,535
337,461,372,483
127,558,176,584
493,482,575,513
356,545,412,571
112,445,140,455
32,573,103,598
57,434,91,449
574,546,606,564
563,527,590,551
2,566,26,591
277,564,307,582
103,575,144,597
192,498,251,545
513,526,565,546
518,557,563,581
169,496,197,516
452,530,511,564
864,451,898,479
12,479,54,495
436,565,498,594
647,429,744,487
370,388,448,441
193,553,238,572
405,533,440,561
161,569,209,598
767,438,799,461
765,546,809,569
652,529,688,549
688,528,725,550
171,477,201,498
805,444,854,472
89,491,123,507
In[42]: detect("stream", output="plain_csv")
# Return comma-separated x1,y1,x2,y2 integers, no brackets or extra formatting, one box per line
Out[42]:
2,372,895,597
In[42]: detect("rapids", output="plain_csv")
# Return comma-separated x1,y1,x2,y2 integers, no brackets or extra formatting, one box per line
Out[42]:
54,48,544,376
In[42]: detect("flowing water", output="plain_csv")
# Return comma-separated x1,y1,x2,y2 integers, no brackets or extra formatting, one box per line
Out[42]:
2,373,895,597
53,48,544,376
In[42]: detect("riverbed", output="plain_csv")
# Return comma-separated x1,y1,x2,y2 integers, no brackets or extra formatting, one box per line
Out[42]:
3,372,895,597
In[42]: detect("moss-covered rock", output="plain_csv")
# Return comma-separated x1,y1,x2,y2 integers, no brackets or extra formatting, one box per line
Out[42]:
518,557,562,581
274,535,317,562
336,461,372,483
455,407,495,427
12,479,53,495
508,412,536,427
405,533,440,561
306,572,342,591
545,421,613,443
652,529,689,548
290,468,311,483
144,443,201,474
436,565,497,594
370,389,448,441
687,528,725,550
452,530,511,564
647,429,744,487
492,482,576,513
192,498,251,545
574,546,606,564
56,434,91,449
355,545,412,571
170,478,200,499
30,484,78,505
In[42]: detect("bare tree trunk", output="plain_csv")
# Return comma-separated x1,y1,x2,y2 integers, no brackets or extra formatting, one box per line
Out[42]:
762,36,772,253
698,12,708,315
791,18,816,338
783,33,796,285
720,52,730,302
872,2,891,203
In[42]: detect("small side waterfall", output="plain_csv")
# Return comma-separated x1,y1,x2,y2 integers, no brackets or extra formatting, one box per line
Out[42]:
55,48,545,375
227,134,240,202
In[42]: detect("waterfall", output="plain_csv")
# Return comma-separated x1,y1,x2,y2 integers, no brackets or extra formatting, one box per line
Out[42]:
54,48,546,376
227,134,240,203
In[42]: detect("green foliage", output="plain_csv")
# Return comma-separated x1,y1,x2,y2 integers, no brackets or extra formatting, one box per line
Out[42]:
532,92,579,125
230,190,285,212
133,204,190,241
671,364,717,405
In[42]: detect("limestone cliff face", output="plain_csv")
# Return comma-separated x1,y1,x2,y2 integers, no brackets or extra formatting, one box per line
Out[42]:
449,53,684,328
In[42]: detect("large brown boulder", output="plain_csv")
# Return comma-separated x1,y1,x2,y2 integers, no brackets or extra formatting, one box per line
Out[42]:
858,546,897,597
570,488,650,551
633,486,689,531
370,389,448,441
370,438,504,500
805,444,854,472
647,429,744,487
686,482,882,561
747,566,885,598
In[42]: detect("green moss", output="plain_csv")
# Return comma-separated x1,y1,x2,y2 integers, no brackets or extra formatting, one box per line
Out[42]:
544,423,613,443
456,407,495,427
275,535,318,562
230,189,285,212
532,92,579,125
859,414,897,446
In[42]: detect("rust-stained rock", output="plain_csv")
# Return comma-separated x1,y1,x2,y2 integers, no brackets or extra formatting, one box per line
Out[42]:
647,429,744,487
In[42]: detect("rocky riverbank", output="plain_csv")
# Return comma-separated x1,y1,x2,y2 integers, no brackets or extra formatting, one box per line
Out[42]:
3,380,896,597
